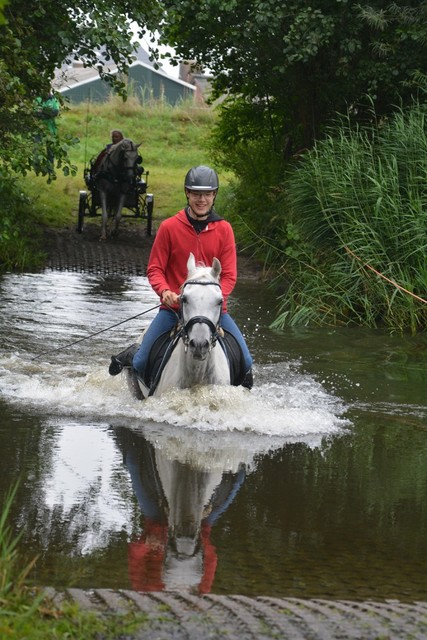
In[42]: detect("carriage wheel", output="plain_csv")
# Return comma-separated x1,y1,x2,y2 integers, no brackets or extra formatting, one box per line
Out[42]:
146,194,154,236
77,191,87,233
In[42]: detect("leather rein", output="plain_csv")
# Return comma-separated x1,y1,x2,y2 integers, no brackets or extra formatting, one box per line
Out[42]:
179,280,223,351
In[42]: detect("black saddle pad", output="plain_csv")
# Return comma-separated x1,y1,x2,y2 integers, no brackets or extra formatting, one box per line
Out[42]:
143,328,246,393
219,330,246,386
143,331,178,390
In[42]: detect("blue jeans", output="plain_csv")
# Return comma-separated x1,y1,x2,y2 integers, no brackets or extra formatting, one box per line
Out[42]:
132,308,253,376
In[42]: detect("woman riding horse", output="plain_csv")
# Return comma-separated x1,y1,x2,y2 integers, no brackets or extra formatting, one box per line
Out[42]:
130,165,253,389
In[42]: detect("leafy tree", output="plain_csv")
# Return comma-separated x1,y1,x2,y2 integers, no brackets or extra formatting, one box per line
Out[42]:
158,0,427,277
0,0,161,179
160,0,427,153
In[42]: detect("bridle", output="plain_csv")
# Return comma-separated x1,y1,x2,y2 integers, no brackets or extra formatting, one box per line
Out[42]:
104,141,138,185
180,280,223,352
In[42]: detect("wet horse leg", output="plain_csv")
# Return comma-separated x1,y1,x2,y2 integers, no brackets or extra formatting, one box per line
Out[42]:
111,192,126,237
99,189,109,241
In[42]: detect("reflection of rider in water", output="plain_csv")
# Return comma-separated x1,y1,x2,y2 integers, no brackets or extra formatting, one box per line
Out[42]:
115,427,245,593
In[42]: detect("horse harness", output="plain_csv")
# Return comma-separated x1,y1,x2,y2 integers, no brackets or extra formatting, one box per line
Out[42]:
179,279,223,353
93,141,139,189
146,280,245,394
110,279,246,395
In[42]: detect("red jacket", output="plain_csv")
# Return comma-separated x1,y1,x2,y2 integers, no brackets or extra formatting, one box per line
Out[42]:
147,208,237,312
128,520,217,593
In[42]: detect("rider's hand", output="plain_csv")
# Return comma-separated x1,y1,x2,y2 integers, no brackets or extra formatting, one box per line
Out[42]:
161,289,179,306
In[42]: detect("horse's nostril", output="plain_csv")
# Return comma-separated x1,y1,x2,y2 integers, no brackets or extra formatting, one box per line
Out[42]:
189,338,210,359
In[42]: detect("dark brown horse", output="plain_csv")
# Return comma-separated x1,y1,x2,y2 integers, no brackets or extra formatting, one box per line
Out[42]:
92,138,142,241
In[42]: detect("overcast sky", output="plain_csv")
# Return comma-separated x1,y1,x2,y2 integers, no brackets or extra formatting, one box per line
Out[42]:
133,27,180,78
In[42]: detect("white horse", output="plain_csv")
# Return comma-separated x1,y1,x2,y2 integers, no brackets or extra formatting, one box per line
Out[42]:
124,253,231,399
93,138,142,241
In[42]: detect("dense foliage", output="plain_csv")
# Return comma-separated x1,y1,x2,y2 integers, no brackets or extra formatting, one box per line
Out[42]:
161,0,427,152
159,0,427,331
270,103,427,332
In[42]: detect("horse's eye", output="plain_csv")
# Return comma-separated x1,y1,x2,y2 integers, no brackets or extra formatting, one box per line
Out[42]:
218,298,223,306
181,294,187,304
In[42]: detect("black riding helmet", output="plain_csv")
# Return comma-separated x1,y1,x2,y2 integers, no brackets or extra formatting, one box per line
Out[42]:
184,165,219,192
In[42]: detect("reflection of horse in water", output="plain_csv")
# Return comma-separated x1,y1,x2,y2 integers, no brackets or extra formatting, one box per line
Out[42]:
90,138,142,241
113,427,245,593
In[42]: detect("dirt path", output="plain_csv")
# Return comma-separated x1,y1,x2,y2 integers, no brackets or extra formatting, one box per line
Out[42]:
43,221,154,276
42,219,262,280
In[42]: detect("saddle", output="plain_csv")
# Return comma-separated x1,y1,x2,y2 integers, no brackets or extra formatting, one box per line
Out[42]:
109,328,248,394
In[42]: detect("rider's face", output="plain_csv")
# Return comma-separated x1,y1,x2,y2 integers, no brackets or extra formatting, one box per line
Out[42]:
112,131,123,144
186,189,216,218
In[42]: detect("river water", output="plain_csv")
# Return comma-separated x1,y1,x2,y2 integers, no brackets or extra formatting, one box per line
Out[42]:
0,270,426,599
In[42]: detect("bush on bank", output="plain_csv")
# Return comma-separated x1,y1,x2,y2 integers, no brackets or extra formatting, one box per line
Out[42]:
217,101,427,333
0,173,47,272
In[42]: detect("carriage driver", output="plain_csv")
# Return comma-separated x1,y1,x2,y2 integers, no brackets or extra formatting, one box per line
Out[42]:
107,129,124,148
131,165,253,389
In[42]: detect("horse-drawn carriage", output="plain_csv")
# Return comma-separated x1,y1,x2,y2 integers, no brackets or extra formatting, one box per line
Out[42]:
77,138,154,239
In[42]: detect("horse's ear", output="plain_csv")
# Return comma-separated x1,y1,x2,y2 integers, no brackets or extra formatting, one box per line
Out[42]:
187,252,196,274
136,142,142,148
211,257,221,279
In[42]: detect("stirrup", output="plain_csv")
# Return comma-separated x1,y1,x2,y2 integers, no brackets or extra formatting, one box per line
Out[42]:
108,343,139,376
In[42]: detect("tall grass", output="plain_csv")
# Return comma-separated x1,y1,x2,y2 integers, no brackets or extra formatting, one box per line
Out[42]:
0,484,39,606
269,103,427,333
0,484,148,638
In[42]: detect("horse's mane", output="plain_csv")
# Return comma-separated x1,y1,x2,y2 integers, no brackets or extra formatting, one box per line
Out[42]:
107,138,134,162
95,138,138,175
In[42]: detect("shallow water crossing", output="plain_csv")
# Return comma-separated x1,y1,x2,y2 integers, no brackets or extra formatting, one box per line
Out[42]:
1,271,426,599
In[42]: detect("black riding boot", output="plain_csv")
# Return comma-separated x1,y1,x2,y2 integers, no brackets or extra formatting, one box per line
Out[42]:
109,343,139,376
241,368,253,390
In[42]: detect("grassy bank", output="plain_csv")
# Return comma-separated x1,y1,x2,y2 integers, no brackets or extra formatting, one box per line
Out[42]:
0,485,146,639
39,95,218,224
0,96,218,272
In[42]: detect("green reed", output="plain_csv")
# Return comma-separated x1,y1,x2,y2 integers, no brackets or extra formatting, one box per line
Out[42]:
271,102,427,332
0,484,148,639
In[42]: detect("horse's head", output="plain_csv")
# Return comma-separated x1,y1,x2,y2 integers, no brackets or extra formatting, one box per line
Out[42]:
107,138,141,184
155,449,222,592
180,253,223,360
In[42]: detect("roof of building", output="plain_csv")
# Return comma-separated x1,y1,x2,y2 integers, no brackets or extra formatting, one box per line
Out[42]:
53,45,195,94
